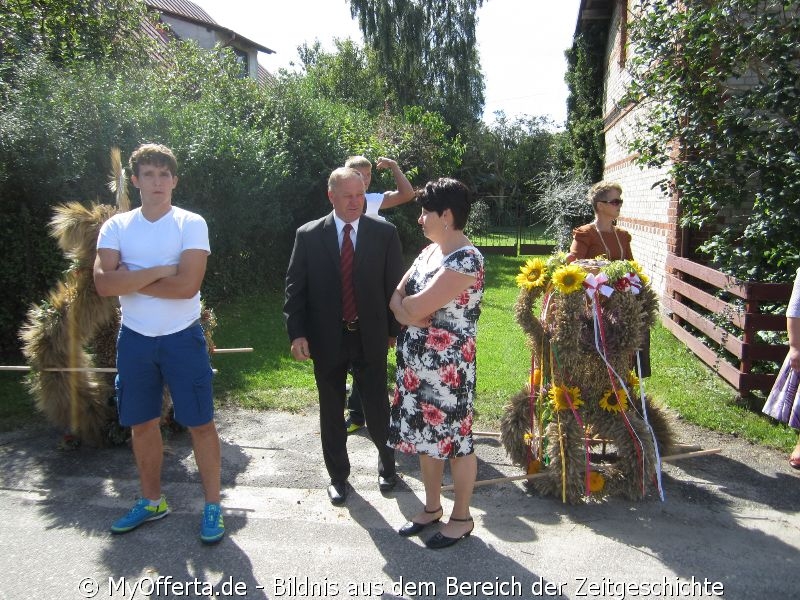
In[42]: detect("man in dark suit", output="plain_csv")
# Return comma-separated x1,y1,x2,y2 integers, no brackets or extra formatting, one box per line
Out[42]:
284,167,405,505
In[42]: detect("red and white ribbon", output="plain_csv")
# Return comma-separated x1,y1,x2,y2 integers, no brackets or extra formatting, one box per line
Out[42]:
583,272,615,298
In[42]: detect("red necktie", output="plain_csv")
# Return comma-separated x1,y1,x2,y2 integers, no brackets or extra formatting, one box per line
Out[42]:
341,223,357,321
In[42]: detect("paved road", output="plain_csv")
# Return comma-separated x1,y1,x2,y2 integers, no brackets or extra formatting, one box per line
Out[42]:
1,407,798,599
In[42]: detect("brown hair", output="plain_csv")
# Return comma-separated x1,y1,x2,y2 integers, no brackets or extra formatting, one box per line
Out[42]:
344,155,372,170
416,178,472,230
129,143,178,177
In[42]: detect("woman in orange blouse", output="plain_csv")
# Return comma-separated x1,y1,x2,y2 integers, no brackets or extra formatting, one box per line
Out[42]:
566,181,650,376
567,181,633,262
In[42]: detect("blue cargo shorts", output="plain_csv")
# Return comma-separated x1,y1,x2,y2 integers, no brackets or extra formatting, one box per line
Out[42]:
115,321,214,427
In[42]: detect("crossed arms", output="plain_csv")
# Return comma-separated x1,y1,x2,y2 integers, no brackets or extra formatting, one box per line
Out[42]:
390,266,475,328
93,248,208,299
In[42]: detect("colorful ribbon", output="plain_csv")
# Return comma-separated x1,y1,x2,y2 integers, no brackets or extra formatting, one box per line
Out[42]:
637,350,665,501
583,272,615,298
586,286,647,496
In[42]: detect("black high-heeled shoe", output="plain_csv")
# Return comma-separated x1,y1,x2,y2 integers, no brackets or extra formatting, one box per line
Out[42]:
424,516,474,549
398,506,443,537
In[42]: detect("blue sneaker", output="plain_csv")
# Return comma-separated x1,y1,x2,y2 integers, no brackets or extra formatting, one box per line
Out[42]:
200,502,225,544
111,496,169,534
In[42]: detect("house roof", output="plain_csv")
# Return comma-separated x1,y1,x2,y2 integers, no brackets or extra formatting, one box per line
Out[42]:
575,0,614,34
145,0,274,54
147,0,217,24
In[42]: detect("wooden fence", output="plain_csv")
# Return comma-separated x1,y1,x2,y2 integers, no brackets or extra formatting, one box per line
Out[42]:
662,255,793,395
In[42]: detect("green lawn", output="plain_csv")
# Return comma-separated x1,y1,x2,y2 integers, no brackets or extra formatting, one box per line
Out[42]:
647,323,797,450
209,292,319,411
2,254,796,453
207,255,530,424
470,224,554,248
473,255,530,422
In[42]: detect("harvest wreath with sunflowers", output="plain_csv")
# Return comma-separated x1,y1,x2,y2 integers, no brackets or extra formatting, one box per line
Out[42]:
500,254,673,503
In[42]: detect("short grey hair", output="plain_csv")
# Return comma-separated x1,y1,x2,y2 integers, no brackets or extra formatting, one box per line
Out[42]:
328,167,363,191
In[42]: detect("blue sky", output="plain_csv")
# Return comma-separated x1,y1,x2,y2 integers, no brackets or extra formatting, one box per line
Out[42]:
193,0,583,127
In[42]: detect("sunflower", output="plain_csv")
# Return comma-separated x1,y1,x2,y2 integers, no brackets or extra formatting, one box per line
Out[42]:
549,384,583,412
599,388,629,413
515,258,548,290
551,264,587,295
627,370,640,390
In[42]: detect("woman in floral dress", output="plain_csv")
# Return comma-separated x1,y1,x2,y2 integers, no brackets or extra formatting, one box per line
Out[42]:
388,178,484,549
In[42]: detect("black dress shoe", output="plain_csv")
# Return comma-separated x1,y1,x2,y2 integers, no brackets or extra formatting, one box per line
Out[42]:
425,516,474,549
378,475,397,492
398,506,442,537
327,481,348,505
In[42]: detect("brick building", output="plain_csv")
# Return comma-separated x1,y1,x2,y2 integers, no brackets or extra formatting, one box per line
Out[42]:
575,0,678,301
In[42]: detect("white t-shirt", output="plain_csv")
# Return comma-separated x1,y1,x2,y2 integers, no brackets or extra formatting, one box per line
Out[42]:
97,206,210,336
365,192,386,220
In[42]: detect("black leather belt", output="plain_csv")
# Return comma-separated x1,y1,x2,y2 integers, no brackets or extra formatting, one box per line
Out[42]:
343,319,360,332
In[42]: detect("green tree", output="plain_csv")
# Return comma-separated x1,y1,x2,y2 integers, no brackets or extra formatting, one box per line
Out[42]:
348,0,485,128
0,3,474,357
458,112,558,214
0,0,151,75
625,0,800,281
295,38,386,113
564,22,607,182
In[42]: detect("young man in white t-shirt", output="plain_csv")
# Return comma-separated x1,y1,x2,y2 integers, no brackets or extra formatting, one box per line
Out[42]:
94,143,224,543
342,156,415,432
345,155,415,220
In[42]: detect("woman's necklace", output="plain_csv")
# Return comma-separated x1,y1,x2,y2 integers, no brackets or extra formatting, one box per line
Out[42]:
593,221,624,259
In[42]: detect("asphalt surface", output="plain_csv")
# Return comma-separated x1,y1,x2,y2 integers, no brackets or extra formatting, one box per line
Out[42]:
1,406,798,600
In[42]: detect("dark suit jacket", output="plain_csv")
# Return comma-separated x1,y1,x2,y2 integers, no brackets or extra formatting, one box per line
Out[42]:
284,213,404,368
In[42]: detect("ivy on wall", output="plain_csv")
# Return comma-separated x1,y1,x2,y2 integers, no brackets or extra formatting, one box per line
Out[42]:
624,0,800,282
564,21,609,183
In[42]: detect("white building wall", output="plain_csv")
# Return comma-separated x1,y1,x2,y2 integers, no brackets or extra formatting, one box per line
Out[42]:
161,17,217,49
160,16,259,80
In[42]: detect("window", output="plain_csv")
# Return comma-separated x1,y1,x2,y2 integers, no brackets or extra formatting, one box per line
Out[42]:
232,47,249,78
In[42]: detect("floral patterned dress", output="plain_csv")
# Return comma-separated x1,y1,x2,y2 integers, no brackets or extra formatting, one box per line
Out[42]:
388,244,484,459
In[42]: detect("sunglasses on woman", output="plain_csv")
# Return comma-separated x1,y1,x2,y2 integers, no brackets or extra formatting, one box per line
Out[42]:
597,198,623,206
